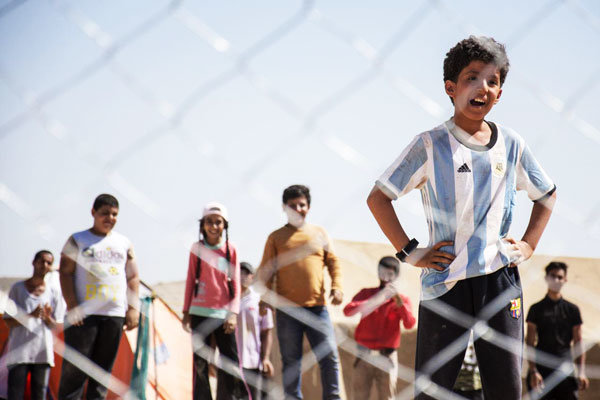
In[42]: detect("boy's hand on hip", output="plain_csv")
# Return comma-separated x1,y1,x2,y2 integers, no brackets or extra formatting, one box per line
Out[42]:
504,237,532,267
330,289,343,305
407,241,455,271
124,308,139,330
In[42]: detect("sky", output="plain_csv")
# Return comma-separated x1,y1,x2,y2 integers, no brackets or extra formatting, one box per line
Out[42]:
1,0,600,284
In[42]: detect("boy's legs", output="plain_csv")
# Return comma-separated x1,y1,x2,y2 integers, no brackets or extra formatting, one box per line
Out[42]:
7,364,29,400
303,306,341,400
472,267,523,400
351,352,374,400
276,307,306,399
85,316,125,400
29,363,51,400
213,321,248,400
374,351,398,400
59,316,101,400
415,282,470,400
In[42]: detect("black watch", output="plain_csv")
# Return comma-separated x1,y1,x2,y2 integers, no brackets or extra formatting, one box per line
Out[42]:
396,239,419,262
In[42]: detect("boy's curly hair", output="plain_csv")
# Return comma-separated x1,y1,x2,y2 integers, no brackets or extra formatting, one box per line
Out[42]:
443,36,510,86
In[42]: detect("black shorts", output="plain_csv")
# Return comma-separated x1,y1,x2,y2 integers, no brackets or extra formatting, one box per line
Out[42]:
415,266,523,400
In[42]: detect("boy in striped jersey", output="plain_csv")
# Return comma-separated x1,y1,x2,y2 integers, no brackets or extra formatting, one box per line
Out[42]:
367,36,556,400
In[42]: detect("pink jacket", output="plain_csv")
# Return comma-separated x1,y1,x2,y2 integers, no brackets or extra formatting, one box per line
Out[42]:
183,241,241,316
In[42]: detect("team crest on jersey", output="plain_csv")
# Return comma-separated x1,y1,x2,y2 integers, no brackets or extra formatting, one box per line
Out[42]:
509,298,521,319
493,161,505,177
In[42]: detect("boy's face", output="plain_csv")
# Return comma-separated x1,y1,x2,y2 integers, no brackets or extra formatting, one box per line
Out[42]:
241,269,253,289
32,253,53,277
284,196,310,224
378,266,398,284
545,268,567,293
445,60,502,123
91,205,119,235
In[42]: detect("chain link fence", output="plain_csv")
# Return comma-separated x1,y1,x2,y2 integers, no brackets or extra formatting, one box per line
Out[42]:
1,0,599,399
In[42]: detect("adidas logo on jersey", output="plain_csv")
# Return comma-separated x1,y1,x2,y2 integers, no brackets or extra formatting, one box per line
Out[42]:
457,163,471,173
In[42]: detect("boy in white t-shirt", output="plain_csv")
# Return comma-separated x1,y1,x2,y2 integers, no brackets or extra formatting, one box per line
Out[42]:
58,194,140,400
236,262,274,400
3,250,64,400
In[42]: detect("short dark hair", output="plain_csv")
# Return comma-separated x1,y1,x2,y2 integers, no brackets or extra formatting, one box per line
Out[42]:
93,194,119,210
33,249,53,262
545,261,567,276
378,256,400,276
282,185,311,206
443,36,510,99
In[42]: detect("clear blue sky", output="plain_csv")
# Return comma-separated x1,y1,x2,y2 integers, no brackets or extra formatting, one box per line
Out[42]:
1,0,599,284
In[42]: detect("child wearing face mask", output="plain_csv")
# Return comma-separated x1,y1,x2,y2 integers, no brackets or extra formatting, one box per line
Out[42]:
343,256,416,400
182,202,249,400
233,262,274,400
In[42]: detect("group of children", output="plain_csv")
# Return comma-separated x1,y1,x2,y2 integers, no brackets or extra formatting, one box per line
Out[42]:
2,34,590,400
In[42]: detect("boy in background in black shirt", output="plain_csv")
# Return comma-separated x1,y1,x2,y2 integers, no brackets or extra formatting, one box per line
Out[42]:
526,261,589,399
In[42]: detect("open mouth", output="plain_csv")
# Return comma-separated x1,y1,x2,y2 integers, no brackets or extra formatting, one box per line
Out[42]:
470,99,486,106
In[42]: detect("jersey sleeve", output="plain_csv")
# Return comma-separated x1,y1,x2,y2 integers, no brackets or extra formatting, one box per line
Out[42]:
376,135,429,200
516,144,555,201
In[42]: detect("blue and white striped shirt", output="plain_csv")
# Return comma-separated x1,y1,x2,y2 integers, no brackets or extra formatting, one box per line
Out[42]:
377,119,554,300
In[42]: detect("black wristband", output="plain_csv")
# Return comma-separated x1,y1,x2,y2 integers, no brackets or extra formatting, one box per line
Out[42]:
396,238,419,262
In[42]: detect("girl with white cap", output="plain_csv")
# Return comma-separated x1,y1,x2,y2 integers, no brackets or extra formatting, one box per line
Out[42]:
182,202,248,399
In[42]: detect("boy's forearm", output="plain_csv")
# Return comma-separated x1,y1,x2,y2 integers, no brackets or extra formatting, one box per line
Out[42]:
367,186,410,251
59,271,79,310
526,323,538,370
575,341,586,374
126,258,140,309
521,192,556,251
260,329,273,360
573,325,586,374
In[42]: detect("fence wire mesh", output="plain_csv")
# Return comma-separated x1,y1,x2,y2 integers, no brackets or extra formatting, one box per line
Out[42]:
1,0,599,399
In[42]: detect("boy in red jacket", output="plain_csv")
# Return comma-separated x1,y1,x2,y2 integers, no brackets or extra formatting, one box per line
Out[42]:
343,256,415,400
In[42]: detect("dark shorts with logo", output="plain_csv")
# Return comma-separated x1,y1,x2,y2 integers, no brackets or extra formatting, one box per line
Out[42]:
415,266,523,400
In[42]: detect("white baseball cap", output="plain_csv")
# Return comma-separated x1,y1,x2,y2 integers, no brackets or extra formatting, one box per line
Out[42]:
202,202,228,221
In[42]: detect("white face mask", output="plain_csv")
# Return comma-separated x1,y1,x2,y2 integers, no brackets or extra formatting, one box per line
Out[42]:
378,268,397,284
545,275,564,293
284,206,305,227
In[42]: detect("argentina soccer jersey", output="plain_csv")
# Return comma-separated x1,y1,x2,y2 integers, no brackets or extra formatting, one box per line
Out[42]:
376,119,555,300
